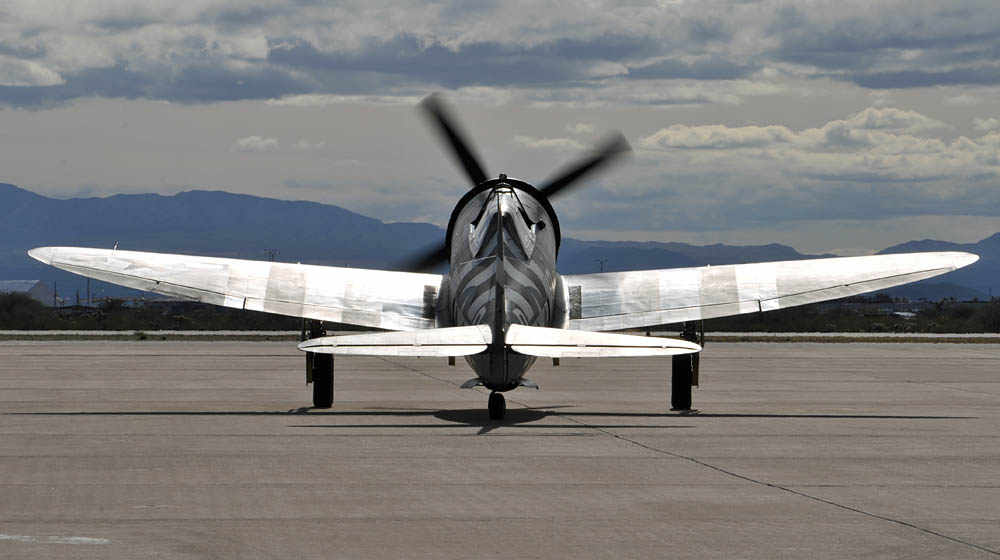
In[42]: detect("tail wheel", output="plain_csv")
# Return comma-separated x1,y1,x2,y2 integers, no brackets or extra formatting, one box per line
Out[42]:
488,391,506,420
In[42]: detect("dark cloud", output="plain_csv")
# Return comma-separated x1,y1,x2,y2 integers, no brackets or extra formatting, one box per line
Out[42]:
683,15,731,43
0,62,316,107
3,2,1000,106
157,63,316,102
776,34,1000,86
777,48,884,72
4,32,658,108
89,14,159,33
0,65,144,107
915,41,1000,68
851,67,1000,89
627,56,756,80
0,39,47,59
202,3,305,29
768,6,1000,88
544,35,660,61
268,34,656,88
780,28,988,59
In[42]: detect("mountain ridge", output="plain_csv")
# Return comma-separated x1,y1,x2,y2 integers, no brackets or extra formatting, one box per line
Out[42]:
879,234,1000,299
2,183,993,300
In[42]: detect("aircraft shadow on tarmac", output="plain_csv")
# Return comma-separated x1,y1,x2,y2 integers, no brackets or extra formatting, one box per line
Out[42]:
294,409,975,435
12,409,973,435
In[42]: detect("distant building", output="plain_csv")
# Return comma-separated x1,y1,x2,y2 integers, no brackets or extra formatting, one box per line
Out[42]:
0,280,55,306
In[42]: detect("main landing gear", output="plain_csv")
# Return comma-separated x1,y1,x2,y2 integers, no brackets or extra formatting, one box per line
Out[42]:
671,354,693,410
303,319,334,409
312,353,334,409
488,391,506,420
671,321,703,412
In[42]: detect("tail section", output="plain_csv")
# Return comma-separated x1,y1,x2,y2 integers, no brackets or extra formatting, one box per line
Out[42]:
505,324,701,358
296,323,700,359
298,325,492,357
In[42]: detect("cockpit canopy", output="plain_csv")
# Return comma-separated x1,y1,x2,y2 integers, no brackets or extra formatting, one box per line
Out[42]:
446,177,561,258
467,183,544,260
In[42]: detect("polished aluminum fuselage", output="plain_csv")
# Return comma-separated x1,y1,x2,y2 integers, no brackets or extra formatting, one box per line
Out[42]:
439,179,563,390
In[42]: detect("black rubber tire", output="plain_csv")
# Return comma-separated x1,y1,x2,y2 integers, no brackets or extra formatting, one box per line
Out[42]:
312,353,334,409
488,391,506,420
671,354,692,410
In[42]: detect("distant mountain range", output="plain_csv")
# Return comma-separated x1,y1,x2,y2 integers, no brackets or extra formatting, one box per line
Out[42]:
878,234,1000,300
2,183,995,301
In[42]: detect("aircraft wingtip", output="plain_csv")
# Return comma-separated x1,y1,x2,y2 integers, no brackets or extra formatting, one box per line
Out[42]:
958,252,980,268
27,247,54,264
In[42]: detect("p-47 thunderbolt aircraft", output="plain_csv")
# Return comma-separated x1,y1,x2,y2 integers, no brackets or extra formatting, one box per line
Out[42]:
29,95,978,419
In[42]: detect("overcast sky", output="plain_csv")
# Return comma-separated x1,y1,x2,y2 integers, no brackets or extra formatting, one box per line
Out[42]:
2,0,999,255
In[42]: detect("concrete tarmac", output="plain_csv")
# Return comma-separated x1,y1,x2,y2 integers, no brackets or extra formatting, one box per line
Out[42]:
1,341,998,559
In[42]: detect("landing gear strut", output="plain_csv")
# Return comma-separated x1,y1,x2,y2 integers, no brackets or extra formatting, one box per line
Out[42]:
488,391,506,420
671,321,703,412
303,320,334,409
671,354,693,410
312,353,333,408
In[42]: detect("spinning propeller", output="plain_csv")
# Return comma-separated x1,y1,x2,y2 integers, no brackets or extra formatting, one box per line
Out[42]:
404,94,631,272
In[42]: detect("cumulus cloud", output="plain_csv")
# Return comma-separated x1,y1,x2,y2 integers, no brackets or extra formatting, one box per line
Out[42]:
641,124,795,149
513,135,585,151
843,107,948,132
597,105,1000,236
974,117,999,131
869,90,893,107
641,108,949,151
231,135,278,152
944,93,981,106
567,122,595,135
0,55,64,86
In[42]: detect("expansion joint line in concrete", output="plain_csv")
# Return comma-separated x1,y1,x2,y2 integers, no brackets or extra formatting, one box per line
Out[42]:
869,373,1000,399
376,357,465,388
532,405,1000,558
379,357,999,557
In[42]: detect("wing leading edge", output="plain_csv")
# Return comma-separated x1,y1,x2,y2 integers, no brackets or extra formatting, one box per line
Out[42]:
28,247,442,331
562,252,979,331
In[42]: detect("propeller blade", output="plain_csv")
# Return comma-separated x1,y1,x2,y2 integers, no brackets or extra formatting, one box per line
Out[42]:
398,243,449,273
419,94,489,186
537,132,631,199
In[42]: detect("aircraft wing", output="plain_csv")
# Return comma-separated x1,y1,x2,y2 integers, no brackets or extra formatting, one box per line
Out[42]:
562,252,979,331
28,247,441,331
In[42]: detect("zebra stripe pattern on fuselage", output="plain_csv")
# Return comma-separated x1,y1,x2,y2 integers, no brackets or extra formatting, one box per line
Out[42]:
447,182,559,390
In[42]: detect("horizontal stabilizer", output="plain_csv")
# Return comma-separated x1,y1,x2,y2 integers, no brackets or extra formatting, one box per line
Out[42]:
506,324,700,358
298,325,492,357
